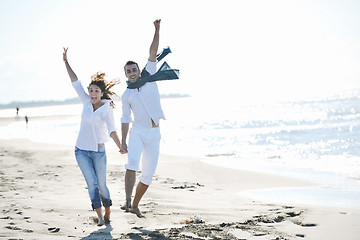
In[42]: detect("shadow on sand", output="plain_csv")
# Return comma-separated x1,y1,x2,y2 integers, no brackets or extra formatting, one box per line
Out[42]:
80,224,113,240
124,227,172,240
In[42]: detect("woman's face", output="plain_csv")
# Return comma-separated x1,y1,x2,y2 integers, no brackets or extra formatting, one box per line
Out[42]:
88,84,103,105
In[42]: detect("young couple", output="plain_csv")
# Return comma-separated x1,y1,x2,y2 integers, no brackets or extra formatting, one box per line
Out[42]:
63,19,165,225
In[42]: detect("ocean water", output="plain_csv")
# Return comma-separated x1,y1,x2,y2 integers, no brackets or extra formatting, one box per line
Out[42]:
1,94,360,209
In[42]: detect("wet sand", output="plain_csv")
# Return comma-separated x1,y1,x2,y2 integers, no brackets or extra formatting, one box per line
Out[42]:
0,136,359,239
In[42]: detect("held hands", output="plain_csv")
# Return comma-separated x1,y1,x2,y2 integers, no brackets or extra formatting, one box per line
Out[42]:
63,47,68,62
120,143,128,154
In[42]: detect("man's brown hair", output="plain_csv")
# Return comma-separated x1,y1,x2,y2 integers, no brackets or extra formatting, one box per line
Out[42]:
124,61,140,72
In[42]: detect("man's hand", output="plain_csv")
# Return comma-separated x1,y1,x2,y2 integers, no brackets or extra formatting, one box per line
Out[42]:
153,19,161,30
120,143,128,154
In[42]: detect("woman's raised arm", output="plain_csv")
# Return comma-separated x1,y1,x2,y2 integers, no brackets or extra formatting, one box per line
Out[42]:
63,47,78,83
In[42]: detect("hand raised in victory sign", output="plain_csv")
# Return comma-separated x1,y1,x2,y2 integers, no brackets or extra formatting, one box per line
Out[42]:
63,47,68,62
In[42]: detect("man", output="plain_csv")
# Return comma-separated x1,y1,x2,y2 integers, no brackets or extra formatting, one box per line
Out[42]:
120,19,164,217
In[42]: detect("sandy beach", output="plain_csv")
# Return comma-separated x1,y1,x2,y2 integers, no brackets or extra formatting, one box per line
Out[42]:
1,117,360,240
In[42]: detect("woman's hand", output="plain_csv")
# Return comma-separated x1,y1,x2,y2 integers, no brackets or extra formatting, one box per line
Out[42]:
120,143,128,154
63,47,68,62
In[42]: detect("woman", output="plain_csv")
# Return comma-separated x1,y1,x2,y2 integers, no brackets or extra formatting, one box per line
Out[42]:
63,47,121,226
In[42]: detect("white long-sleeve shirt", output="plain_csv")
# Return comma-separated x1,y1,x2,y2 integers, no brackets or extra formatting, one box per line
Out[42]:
121,60,165,129
72,80,117,151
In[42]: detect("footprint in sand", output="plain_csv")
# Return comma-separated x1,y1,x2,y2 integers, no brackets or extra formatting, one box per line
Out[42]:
172,183,204,191
301,223,317,227
5,225,21,231
286,211,302,217
48,227,60,233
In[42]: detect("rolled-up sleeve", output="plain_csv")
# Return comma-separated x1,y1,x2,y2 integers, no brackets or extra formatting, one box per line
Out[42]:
145,60,157,75
121,91,132,123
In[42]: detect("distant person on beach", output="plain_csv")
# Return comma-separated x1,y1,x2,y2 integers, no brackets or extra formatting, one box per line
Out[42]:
25,115,28,128
16,107,19,115
119,19,165,218
63,48,122,226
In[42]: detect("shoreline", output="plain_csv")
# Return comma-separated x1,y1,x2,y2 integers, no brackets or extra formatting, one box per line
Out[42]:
202,158,360,210
1,113,360,211
1,138,360,239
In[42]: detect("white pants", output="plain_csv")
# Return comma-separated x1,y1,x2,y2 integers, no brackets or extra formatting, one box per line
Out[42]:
126,127,161,185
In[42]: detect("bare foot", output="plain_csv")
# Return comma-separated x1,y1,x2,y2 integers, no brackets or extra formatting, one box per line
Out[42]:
129,207,143,218
104,214,110,224
97,218,105,226
121,200,131,212
95,207,104,226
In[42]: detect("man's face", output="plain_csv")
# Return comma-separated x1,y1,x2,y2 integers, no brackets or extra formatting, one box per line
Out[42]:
125,64,140,83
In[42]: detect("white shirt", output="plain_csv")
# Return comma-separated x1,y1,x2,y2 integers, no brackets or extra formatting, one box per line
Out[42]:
72,81,117,151
121,60,165,129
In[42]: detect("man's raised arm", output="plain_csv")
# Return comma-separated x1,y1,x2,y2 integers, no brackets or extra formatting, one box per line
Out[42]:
149,19,161,62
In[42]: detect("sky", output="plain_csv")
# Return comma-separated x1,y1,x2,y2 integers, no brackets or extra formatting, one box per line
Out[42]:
1,0,360,105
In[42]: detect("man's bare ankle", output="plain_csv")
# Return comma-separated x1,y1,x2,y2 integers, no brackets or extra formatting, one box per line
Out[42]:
121,199,132,211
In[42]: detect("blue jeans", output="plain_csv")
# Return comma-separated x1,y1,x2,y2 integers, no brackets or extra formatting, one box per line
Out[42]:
75,145,112,209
